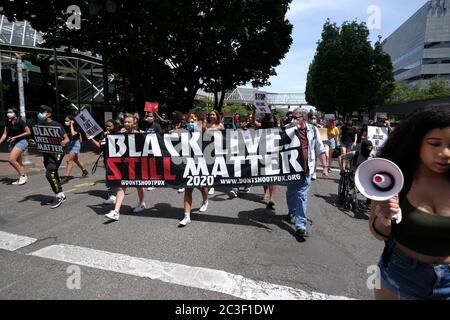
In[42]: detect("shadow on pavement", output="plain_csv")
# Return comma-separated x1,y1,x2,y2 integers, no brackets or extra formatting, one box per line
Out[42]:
18,194,55,205
314,193,369,221
88,202,275,230
0,177,16,185
74,189,109,200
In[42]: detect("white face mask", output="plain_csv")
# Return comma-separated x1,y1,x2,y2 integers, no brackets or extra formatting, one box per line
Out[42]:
6,112,15,119
65,121,71,126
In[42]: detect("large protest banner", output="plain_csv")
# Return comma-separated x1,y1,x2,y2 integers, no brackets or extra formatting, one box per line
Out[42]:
106,128,307,188
32,125,64,154
367,126,389,157
75,110,103,138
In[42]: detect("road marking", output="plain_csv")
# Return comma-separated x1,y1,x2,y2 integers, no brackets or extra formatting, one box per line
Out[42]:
0,231,37,251
30,244,352,300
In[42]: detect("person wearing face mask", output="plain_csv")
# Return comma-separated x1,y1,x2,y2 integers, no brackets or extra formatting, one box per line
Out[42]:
87,119,120,204
0,107,31,185
179,113,210,226
60,115,89,184
32,105,69,209
143,112,162,134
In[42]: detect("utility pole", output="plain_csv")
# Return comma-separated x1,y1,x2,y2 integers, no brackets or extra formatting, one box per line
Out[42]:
16,54,32,166
0,50,5,126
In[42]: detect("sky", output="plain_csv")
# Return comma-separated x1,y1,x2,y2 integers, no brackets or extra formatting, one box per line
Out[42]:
257,0,429,94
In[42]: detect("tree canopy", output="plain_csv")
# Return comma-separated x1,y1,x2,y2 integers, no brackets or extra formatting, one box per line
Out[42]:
2,0,293,114
305,19,394,118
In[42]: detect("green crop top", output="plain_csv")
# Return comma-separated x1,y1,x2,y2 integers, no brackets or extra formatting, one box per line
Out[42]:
392,197,450,256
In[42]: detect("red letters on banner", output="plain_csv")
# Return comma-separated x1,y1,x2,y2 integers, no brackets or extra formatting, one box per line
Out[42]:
107,157,175,181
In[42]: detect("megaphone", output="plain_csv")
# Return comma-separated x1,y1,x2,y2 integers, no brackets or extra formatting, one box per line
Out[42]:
355,158,404,223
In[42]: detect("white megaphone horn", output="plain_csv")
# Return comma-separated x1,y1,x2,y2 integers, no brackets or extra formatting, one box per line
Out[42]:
355,158,404,223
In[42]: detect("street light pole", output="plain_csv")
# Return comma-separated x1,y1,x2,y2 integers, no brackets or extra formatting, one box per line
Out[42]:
15,54,32,166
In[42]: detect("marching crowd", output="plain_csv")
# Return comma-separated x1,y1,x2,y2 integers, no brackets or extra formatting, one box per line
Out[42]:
1,104,450,300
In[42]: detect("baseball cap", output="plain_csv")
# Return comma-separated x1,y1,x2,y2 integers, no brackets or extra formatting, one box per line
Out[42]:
38,105,53,113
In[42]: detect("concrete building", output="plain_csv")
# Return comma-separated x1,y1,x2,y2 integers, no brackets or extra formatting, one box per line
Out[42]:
383,0,450,87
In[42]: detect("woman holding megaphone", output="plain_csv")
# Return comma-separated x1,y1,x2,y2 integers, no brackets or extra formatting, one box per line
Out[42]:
368,106,450,300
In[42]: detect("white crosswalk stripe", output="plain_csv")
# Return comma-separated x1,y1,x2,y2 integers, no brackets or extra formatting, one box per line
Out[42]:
30,244,352,300
0,231,37,251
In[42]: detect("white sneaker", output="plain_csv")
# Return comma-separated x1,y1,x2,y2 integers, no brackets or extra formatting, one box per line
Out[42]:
242,187,251,193
105,210,120,221
179,215,191,226
312,173,317,181
229,190,237,198
199,201,208,212
133,202,146,213
103,195,116,205
178,188,185,193
16,175,28,185
208,187,215,195
147,187,155,191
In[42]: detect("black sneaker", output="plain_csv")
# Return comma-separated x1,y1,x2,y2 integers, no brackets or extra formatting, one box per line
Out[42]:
285,212,295,225
60,176,70,185
295,229,309,238
266,201,275,210
82,170,89,178
50,195,66,209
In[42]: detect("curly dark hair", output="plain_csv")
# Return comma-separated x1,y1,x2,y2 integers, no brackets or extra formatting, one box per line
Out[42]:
378,105,450,198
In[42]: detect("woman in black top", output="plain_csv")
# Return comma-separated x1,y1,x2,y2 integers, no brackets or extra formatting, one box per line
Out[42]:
0,107,31,185
61,115,88,183
370,106,450,300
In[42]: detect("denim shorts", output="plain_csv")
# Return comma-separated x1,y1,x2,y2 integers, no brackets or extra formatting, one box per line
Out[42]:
340,142,354,150
67,140,81,154
324,138,336,150
378,243,450,300
8,139,28,151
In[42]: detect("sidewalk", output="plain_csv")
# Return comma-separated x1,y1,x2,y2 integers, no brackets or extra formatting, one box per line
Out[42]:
0,142,101,179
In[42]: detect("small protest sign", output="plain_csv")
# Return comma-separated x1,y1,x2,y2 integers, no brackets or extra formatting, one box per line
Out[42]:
367,126,389,157
253,92,271,114
75,110,103,138
145,102,159,113
32,125,64,154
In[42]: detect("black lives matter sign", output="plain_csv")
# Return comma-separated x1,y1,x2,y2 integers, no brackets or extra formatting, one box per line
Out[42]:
32,126,64,154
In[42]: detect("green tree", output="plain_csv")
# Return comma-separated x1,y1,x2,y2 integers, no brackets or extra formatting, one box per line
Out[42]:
3,0,292,114
386,78,450,104
306,20,395,118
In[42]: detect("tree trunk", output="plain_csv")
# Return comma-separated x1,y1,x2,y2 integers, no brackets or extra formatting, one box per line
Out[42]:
217,89,226,113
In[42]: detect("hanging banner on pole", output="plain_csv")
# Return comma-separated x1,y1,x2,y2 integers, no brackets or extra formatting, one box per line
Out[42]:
144,102,159,113
75,110,103,138
253,92,271,114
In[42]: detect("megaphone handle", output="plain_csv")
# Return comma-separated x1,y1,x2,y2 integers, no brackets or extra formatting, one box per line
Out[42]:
391,209,402,224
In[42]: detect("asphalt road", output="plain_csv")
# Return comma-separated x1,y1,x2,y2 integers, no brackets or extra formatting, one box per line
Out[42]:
0,164,383,300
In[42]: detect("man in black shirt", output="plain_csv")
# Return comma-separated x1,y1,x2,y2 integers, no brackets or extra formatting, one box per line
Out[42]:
33,105,69,209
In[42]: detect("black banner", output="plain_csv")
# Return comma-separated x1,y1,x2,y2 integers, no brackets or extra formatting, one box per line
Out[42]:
32,125,64,154
106,128,306,188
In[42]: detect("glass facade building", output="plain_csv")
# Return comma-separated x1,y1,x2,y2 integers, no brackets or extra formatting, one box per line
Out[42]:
383,0,450,86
